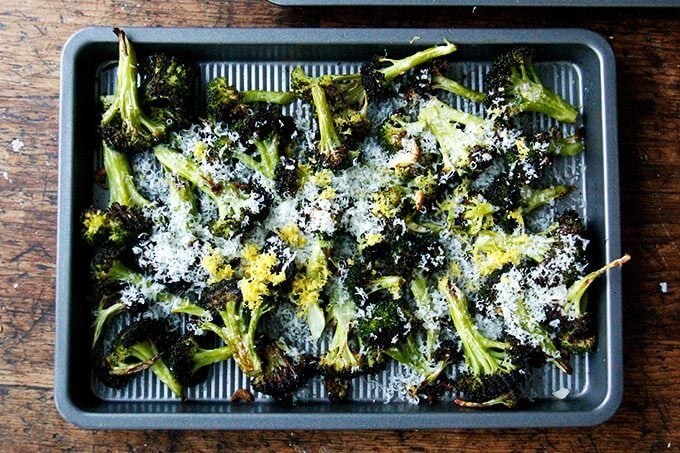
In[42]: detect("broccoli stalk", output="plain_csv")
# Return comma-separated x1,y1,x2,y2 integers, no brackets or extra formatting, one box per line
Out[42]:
91,252,192,349
520,185,574,213
153,144,255,235
96,319,183,398
487,47,579,123
431,73,487,103
440,276,520,408
241,90,297,105
167,334,234,387
290,238,330,340
200,288,269,378
100,28,168,154
319,283,363,378
564,254,631,318
418,98,488,174
291,67,347,168
385,276,451,401
82,142,150,249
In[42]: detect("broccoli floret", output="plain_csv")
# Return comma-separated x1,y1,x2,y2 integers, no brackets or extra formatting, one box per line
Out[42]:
90,249,193,349
290,237,330,340
356,298,408,349
140,53,196,129
95,319,183,398
385,275,460,403
206,77,296,122
193,280,271,378
319,279,384,379
411,59,486,103
291,67,348,169
418,98,490,174
153,144,266,235
167,334,234,387
232,105,299,181
100,29,169,154
440,276,522,408
251,341,317,401
486,47,579,123
82,142,150,250
324,375,351,402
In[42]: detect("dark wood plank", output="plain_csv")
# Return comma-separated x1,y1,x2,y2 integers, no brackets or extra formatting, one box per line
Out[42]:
0,0,678,449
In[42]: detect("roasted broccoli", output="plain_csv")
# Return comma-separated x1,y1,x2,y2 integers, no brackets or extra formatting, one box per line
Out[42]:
440,275,522,407
251,341,318,400
154,144,267,235
486,47,579,123
289,237,330,340
82,142,150,250
206,77,296,122
95,319,183,398
100,29,170,154
167,334,234,387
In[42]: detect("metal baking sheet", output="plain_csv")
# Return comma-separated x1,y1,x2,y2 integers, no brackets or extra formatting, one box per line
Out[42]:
269,0,679,6
56,27,623,429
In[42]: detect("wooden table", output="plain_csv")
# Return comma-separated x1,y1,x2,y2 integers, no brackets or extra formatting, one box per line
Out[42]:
0,0,678,449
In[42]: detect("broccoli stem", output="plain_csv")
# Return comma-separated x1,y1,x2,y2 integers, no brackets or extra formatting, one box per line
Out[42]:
250,136,280,180
386,334,446,384
167,173,197,215
207,302,267,378
520,185,573,213
92,301,126,349
550,133,585,157
440,277,515,376
101,29,165,138
514,298,571,374
191,345,234,373
565,254,631,317
432,74,487,103
379,41,457,82
154,145,242,222
241,90,297,105
510,65,578,123
311,84,343,159
320,286,361,374
103,142,149,207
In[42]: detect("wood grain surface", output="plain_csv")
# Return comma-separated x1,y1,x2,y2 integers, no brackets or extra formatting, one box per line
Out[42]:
0,0,678,450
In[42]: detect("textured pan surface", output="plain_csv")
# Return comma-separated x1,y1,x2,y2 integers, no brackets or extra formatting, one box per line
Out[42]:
56,27,621,429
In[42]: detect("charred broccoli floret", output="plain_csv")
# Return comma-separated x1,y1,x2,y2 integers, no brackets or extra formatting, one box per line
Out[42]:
486,47,579,123
206,77,296,122
166,334,234,387
291,67,348,169
153,144,267,235
82,142,150,251
100,29,170,154
440,275,522,407
95,319,183,398
411,59,486,103
251,341,318,401
324,375,352,402
140,53,196,130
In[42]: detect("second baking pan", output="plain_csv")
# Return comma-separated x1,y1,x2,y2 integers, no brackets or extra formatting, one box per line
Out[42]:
56,27,622,429
269,0,679,7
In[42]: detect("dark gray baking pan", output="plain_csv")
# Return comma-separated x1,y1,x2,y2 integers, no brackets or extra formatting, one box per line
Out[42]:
56,27,622,430
270,0,678,6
